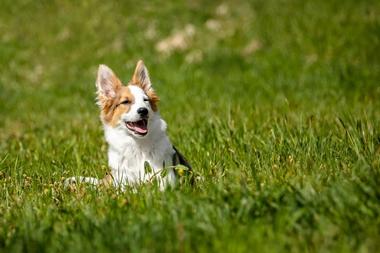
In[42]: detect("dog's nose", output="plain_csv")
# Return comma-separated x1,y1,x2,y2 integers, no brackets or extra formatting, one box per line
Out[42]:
137,107,148,117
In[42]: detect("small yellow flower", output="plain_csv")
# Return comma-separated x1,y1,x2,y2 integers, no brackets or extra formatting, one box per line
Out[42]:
175,165,189,177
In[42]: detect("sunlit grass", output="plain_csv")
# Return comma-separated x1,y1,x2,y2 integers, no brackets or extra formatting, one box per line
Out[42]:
0,0,379,252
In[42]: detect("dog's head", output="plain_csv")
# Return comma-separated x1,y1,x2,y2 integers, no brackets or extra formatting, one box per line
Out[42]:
96,60,159,138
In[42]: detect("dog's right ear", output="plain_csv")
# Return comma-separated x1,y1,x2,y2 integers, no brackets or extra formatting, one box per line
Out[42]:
96,65,122,107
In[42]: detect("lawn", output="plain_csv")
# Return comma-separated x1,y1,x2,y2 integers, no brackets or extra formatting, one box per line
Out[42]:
0,0,379,252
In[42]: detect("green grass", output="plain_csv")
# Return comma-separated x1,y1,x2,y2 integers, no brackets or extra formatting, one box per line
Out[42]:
1,0,380,252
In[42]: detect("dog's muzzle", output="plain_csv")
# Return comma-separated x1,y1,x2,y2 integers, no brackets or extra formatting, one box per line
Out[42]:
125,118,148,136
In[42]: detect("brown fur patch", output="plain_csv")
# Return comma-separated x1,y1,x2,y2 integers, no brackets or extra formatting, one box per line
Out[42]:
100,86,135,126
146,88,159,112
130,60,159,111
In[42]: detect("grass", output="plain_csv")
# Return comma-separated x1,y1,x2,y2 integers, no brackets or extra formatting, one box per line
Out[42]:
0,0,380,252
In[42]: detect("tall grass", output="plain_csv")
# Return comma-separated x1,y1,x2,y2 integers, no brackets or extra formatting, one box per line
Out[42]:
0,0,379,252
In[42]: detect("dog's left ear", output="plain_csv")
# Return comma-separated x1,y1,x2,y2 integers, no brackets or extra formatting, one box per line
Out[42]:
132,60,152,91
132,60,159,111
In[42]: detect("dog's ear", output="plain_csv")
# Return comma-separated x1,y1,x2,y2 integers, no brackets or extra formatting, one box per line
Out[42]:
96,64,122,106
132,60,152,91
132,60,159,111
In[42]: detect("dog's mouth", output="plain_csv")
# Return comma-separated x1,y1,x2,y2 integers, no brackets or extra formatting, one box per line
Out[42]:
125,119,148,136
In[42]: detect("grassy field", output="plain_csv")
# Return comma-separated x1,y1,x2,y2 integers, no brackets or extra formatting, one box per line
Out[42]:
1,0,380,252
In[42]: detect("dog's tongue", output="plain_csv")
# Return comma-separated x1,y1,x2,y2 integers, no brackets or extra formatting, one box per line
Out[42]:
129,120,147,134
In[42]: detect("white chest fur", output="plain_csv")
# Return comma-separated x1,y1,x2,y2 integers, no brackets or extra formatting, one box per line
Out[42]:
104,115,176,188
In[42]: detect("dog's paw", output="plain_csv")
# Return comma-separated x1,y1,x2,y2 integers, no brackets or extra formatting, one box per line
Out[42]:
64,177,80,188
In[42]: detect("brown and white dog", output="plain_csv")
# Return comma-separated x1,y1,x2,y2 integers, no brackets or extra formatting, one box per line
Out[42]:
65,60,191,190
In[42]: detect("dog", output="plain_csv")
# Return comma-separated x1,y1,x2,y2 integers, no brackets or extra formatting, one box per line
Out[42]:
65,60,191,190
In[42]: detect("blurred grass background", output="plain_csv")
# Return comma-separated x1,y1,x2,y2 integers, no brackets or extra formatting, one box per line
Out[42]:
0,0,379,252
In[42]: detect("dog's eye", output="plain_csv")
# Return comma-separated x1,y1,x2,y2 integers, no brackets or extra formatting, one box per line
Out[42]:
144,98,150,102
120,99,130,105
